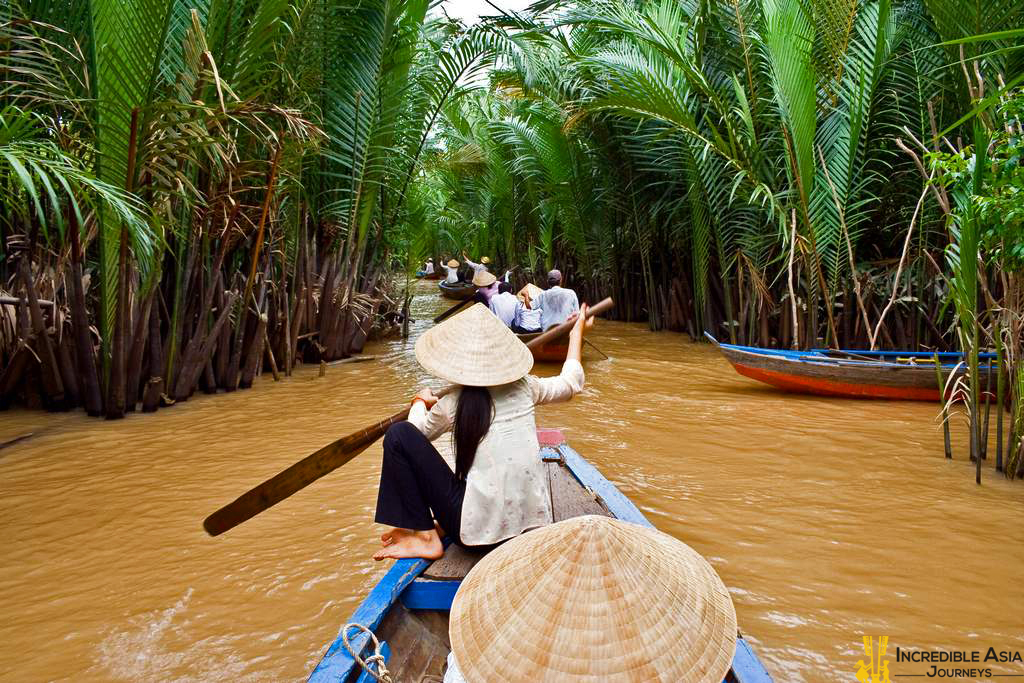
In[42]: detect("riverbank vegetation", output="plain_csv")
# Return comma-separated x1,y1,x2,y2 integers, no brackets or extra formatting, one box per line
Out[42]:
0,0,494,416
1,0,1022,478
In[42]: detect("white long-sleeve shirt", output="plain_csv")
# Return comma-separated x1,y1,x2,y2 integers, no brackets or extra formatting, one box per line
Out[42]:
489,291,519,327
408,359,585,546
531,285,579,329
443,265,458,284
514,302,541,331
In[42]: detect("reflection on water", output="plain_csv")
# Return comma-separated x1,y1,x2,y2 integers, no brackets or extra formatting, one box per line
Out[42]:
1,281,1022,682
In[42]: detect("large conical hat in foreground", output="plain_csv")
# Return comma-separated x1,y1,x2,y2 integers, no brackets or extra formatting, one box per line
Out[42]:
415,303,533,386
449,515,738,683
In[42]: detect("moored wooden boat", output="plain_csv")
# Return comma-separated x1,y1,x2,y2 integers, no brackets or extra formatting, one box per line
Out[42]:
707,333,995,401
438,280,475,300
309,429,774,683
516,330,570,362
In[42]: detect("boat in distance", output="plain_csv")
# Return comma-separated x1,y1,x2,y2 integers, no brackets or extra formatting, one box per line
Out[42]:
309,428,774,682
438,281,475,300
706,333,995,401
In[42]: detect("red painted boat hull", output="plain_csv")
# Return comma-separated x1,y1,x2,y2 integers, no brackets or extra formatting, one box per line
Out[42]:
516,331,571,363
709,339,986,402
730,362,942,401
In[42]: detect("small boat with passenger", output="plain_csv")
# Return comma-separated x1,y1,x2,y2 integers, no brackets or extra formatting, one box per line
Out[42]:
707,333,995,401
309,428,774,683
438,281,475,300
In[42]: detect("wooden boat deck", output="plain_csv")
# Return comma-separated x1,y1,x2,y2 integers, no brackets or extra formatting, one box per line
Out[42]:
310,428,772,683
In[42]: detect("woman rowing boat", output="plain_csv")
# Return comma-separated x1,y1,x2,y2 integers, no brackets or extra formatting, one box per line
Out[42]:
372,302,595,560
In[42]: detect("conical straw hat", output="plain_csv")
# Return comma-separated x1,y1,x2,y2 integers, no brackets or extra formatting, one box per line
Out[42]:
415,303,533,386
481,256,491,264
447,259,460,268
472,270,496,287
449,515,737,683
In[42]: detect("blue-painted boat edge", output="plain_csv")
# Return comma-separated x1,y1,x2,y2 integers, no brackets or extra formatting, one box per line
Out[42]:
308,558,430,682
708,330,993,363
731,637,773,683
557,444,774,683
556,444,650,528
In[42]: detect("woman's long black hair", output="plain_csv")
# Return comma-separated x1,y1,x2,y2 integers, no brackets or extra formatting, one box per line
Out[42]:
453,386,494,480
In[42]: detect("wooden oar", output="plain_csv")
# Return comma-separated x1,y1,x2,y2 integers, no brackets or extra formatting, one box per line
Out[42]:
432,297,472,324
203,297,614,536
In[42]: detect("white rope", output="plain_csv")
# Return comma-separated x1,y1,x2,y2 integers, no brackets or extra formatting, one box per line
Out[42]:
342,622,393,683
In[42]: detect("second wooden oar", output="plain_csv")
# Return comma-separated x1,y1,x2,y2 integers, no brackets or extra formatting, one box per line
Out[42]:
203,297,613,536
433,297,472,324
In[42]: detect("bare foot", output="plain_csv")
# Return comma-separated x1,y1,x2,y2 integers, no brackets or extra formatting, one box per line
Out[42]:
380,528,414,547
373,529,444,561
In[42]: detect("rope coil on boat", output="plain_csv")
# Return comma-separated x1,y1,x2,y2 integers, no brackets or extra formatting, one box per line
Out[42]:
342,622,393,683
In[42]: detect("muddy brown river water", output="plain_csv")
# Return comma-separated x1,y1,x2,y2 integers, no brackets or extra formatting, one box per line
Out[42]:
1,280,1022,682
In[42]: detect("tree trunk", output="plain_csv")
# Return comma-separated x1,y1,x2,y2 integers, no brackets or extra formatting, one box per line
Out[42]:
141,298,165,413
19,260,65,410
69,221,103,416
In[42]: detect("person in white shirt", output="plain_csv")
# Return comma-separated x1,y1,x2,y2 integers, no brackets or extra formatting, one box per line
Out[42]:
443,258,459,284
424,259,434,275
371,302,594,560
524,269,579,330
463,253,490,275
489,282,519,328
512,283,542,333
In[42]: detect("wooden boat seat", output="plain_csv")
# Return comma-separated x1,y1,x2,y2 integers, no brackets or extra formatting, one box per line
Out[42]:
423,450,612,582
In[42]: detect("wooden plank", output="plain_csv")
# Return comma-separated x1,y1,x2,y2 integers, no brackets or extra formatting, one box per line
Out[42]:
547,459,610,522
423,544,486,580
400,579,460,610
353,641,390,683
309,558,430,683
375,608,449,683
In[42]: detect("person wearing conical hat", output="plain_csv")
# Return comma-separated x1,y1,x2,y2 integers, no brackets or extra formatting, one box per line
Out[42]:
462,252,490,276
423,258,434,276
471,269,499,304
442,258,459,284
372,303,595,561
443,515,738,683
512,283,542,333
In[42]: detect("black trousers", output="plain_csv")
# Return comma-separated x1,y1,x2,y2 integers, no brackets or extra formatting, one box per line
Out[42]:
375,421,466,544
511,323,541,334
